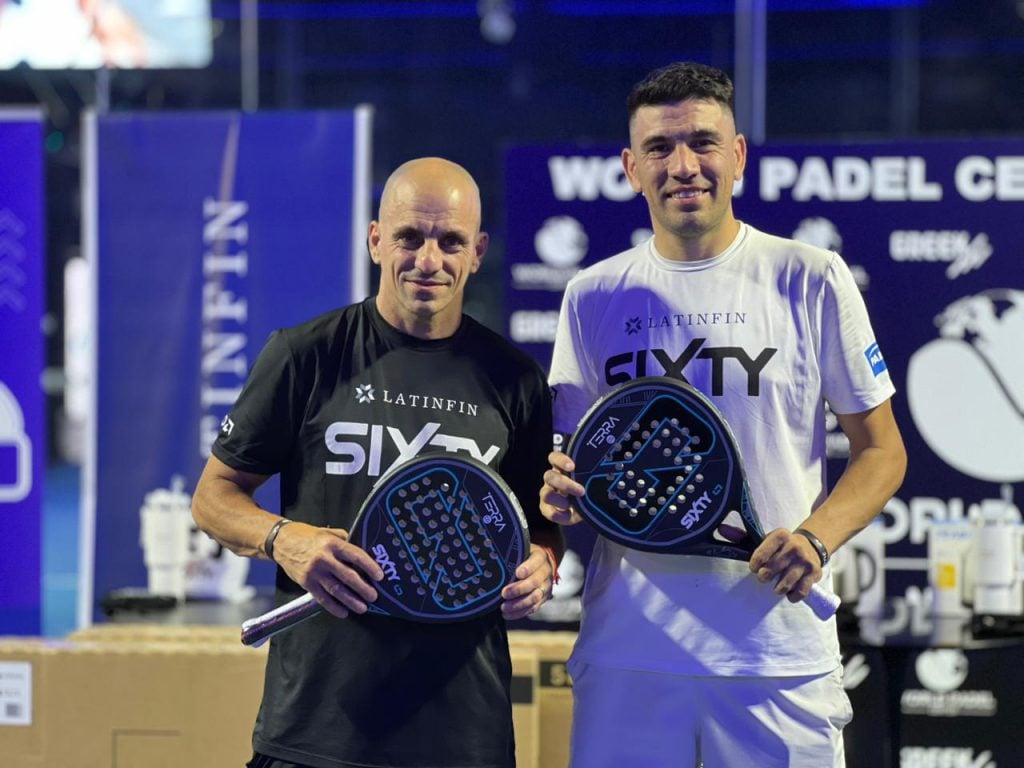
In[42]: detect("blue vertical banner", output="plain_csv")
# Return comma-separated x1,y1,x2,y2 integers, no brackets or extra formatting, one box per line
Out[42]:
83,109,372,623
0,109,45,634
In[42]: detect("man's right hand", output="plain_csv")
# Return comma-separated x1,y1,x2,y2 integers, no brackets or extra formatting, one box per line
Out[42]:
539,450,586,526
272,523,384,618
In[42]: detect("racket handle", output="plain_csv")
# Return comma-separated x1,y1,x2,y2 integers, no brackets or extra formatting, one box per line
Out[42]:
805,584,841,621
241,592,322,647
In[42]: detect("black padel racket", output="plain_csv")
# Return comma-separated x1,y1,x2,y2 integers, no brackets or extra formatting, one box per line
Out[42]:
566,376,839,621
241,454,529,646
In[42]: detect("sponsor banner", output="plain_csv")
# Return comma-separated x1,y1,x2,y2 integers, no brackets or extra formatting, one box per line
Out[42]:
0,110,45,634
504,139,1024,621
896,645,1024,767
504,146,649,366
740,140,1024,600
84,110,372,624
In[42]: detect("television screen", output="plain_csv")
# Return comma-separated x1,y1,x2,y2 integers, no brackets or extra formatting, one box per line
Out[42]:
0,0,212,69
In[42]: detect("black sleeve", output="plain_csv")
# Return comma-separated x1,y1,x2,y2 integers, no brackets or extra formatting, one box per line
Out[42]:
211,329,306,475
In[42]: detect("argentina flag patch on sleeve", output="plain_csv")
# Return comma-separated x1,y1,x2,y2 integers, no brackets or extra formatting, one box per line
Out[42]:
864,342,888,376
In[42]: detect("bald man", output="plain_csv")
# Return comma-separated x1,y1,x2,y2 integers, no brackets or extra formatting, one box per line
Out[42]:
193,157,563,768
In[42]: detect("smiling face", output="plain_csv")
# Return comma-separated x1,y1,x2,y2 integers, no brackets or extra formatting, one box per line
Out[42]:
368,158,488,339
623,98,746,261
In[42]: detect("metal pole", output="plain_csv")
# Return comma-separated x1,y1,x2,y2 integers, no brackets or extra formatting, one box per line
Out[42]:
95,66,110,115
241,0,259,112
891,4,920,136
733,0,767,145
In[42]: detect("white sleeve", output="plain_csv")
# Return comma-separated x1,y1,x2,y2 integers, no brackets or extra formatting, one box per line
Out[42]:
548,280,601,435
818,253,896,414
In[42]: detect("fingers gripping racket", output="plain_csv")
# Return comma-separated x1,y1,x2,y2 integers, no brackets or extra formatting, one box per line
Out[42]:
241,454,529,647
565,376,840,621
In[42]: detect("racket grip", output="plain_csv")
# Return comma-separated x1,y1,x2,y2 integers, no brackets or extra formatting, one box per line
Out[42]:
241,592,322,647
805,584,841,621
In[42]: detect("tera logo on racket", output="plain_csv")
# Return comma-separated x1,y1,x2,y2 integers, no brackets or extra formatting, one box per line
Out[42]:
584,416,620,449
481,492,507,532
371,544,401,585
605,339,778,396
324,421,500,477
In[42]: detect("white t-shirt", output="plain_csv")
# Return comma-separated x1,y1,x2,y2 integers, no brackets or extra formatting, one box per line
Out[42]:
550,222,895,676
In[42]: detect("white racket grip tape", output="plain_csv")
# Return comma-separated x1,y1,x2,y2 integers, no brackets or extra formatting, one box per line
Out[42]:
241,592,322,647
806,584,841,621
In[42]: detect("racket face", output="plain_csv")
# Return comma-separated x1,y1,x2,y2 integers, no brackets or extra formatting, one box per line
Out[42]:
567,377,761,554
352,454,529,622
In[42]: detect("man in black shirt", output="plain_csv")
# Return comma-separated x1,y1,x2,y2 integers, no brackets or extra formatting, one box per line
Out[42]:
193,156,564,768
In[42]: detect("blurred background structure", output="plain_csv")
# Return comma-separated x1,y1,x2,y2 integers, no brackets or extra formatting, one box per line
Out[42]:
2,5,1024,766
4,0,1023,426
1,0,1023,634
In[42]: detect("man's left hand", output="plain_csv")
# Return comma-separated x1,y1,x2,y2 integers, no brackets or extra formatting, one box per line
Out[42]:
500,546,557,620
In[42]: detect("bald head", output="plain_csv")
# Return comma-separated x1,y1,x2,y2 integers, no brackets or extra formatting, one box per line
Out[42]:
378,157,482,230
368,157,489,339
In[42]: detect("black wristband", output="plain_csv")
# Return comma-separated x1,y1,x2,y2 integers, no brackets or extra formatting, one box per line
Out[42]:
794,527,830,567
264,518,291,562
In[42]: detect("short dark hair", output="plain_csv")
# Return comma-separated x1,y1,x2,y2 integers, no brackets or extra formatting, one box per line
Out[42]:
626,62,736,119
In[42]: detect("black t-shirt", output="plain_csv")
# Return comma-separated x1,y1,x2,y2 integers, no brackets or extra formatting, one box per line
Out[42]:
213,298,557,768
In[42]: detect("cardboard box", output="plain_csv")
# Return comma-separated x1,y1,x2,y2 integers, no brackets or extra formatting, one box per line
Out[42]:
0,638,57,767
0,637,266,768
1,634,543,768
511,646,540,768
67,622,243,645
509,631,578,768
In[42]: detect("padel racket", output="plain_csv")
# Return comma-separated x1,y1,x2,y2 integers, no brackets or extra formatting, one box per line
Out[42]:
565,376,840,621
241,453,529,647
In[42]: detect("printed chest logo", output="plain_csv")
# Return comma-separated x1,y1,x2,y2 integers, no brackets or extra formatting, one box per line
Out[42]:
604,338,777,396
324,421,500,478
355,384,375,403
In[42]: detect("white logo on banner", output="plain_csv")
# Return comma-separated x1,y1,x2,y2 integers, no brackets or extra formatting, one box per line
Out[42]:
512,216,587,291
548,156,634,201
759,154,1024,202
906,289,1024,482
900,649,997,718
0,208,27,311
899,747,996,768
841,652,871,690
534,216,588,268
0,380,32,503
509,310,559,343
631,228,653,246
890,230,993,278
793,216,843,252
915,648,969,692
790,216,869,290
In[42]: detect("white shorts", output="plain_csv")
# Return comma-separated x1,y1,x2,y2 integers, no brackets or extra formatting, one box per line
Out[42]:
567,662,852,768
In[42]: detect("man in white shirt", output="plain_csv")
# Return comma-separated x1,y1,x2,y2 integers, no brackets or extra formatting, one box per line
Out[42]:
539,61,907,768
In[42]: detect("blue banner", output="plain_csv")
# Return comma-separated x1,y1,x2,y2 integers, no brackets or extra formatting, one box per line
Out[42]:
739,141,1024,597
0,110,45,634
504,139,1024,625
84,110,372,623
